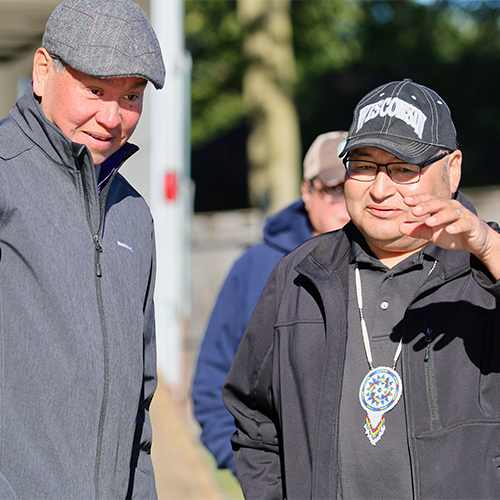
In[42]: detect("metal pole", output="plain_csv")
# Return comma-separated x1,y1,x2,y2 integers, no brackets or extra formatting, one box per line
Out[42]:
149,0,191,396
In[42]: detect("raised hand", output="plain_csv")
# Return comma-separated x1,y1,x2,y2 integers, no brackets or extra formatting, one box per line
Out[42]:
400,194,500,280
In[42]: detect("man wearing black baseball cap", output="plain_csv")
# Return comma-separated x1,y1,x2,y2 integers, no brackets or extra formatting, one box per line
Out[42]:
223,80,500,499
0,1,164,498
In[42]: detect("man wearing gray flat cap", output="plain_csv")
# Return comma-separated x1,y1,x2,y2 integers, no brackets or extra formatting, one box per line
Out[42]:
0,0,165,498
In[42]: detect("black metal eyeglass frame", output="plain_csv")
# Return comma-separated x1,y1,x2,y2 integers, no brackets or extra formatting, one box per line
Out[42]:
342,150,451,185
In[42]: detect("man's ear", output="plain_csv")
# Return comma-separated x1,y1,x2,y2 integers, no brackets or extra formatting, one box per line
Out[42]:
301,179,311,209
32,48,51,98
448,149,462,195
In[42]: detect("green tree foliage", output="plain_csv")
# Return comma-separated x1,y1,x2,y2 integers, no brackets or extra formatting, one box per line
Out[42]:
186,0,245,147
292,0,364,78
188,0,500,211
294,0,500,187
186,0,364,149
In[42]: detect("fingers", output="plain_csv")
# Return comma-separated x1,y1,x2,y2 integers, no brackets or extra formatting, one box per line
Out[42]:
402,194,490,253
402,195,500,280
403,195,465,232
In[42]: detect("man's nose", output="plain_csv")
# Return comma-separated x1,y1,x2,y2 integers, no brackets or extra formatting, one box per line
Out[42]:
370,166,396,198
96,101,121,128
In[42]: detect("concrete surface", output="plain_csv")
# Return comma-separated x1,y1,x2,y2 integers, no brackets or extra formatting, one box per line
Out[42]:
150,379,220,500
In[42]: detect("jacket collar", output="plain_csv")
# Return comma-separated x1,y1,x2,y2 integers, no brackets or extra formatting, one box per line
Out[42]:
295,208,473,288
293,224,353,297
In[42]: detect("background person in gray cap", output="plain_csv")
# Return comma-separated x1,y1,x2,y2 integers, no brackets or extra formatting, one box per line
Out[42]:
223,80,500,499
0,0,164,498
192,131,350,476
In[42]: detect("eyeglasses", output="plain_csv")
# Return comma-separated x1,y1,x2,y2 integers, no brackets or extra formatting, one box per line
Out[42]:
309,180,345,202
343,151,450,185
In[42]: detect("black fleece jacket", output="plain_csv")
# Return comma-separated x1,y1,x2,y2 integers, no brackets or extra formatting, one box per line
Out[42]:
223,203,500,500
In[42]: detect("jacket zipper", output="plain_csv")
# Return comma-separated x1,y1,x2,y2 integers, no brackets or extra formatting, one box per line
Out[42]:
94,234,103,277
78,153,128,500
423,327,432,362
93,226,108,500
423,327,440,426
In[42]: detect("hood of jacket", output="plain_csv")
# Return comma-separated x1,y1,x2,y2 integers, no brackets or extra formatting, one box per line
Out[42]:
262,199,313,254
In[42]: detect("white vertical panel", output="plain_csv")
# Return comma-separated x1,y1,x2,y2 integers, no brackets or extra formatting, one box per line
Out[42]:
150,0,191,395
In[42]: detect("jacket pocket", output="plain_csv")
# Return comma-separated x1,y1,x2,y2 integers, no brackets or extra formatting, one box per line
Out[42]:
423,326,441,430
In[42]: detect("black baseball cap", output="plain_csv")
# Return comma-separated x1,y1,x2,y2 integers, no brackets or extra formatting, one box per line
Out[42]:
339,79,459,164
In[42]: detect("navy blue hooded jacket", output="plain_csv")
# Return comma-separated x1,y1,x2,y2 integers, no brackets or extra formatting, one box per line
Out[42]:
192,199,313,474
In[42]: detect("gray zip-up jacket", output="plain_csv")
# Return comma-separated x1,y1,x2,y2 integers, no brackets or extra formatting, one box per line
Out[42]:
223,217,500,499
0,85,157,499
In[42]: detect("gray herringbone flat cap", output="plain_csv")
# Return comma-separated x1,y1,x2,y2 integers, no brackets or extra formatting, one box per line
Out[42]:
42,0,165,89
